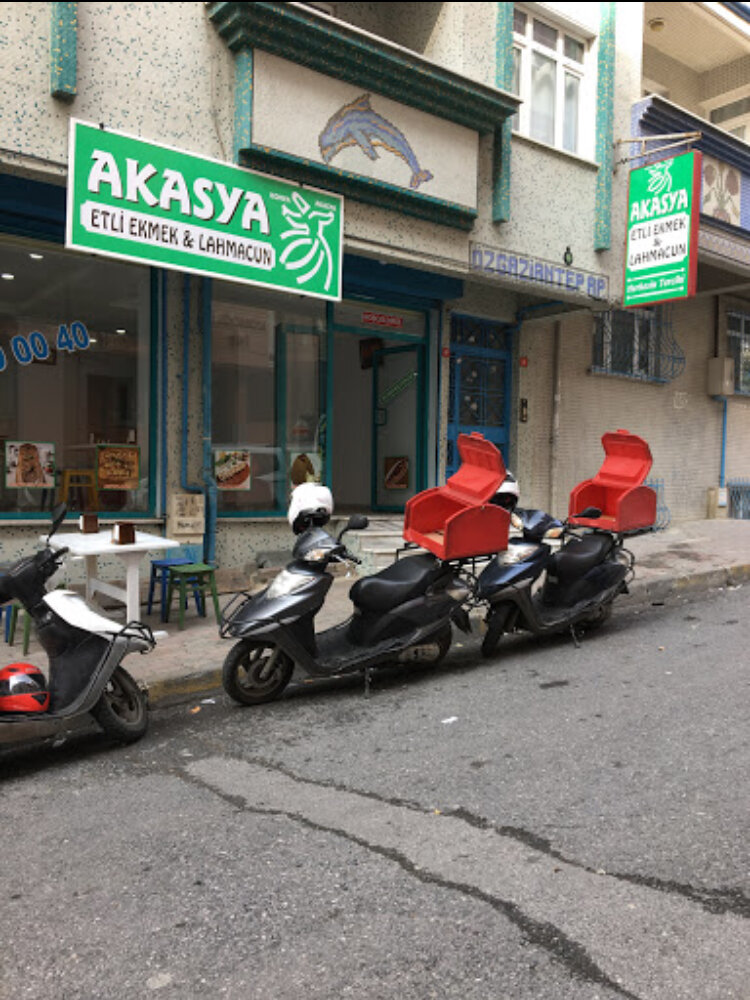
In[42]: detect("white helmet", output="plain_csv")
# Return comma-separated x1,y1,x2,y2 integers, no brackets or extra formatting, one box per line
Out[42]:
287,482,334,533
491,472,519,511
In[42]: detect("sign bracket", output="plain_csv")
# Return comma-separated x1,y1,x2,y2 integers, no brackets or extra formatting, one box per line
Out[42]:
614,132,702,170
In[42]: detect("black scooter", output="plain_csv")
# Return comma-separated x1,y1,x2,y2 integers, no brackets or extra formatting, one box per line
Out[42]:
0,503,154,744
475,506,636,658
219,512,473,704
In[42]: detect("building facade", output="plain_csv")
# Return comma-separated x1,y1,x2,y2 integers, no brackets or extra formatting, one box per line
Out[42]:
1,1,749,588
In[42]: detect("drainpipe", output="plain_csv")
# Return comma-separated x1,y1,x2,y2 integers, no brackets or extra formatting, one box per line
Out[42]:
180,275,215,562
550,320,563,512
201,279,217,565
720,396,728,490
160,270,169,520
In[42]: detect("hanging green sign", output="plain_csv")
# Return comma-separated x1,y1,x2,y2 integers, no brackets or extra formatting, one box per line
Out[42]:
66,120,343,300
623,150,701,308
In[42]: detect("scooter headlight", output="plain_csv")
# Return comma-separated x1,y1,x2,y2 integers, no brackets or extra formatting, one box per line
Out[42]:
300,548,331,565
266,569,312,599
496,543,540,565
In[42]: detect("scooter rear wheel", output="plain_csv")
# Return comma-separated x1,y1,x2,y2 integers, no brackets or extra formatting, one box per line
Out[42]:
581,599,614,631
222,640,295,706
91,667,149,744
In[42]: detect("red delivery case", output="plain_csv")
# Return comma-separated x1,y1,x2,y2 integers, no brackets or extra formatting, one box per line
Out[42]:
568,429,657,532
403,432,510,559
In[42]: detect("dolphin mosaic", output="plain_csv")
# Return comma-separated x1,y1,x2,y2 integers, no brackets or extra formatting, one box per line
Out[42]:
318,94,433,190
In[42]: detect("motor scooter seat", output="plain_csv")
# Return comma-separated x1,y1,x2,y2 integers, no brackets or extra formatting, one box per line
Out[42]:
550,533,614,585
350,554,442,614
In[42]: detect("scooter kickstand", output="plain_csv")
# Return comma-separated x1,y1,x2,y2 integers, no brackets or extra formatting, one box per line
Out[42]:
570,624,581,649
364,666,372,698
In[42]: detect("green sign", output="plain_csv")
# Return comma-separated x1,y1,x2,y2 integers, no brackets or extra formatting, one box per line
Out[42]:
66,120,343,300
624,151,701,308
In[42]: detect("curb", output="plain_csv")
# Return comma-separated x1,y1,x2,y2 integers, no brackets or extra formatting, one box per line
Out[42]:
141,565,750,711
629,564,750,607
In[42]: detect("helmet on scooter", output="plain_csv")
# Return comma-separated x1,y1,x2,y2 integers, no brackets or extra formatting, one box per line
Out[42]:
0,663,50,713
491,472,519,511
287,482,334,534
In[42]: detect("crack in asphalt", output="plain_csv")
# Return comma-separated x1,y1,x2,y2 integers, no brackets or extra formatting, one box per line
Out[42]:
182,761,641,1000
446,807,750,919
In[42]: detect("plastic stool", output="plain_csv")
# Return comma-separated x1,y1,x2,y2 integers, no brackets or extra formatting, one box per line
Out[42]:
5,602,32,656
165,563,220,630
147,557,202,620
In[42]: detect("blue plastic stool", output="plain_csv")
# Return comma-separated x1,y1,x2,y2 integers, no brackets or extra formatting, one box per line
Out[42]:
147,557,203,621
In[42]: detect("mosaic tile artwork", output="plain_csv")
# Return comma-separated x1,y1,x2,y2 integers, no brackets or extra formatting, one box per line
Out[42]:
701,155,741,227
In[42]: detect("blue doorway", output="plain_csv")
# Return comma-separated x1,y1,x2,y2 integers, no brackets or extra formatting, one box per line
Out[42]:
447,315,513,477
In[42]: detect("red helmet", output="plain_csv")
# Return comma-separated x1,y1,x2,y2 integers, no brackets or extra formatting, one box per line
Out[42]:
0,663,50,713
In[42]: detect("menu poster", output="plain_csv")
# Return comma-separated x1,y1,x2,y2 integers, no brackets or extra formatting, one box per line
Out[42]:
97,444,140,491
214,449,251,490
384,456,409,490
5,441,56,489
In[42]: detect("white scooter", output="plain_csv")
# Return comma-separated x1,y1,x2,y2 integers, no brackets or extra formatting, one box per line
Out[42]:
0,504,154,744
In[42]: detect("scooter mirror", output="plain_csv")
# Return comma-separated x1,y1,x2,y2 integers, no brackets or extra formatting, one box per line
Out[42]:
48,502,68,540
339,514,369,539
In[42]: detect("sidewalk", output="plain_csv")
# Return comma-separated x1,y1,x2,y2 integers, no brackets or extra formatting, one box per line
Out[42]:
4,518,750,710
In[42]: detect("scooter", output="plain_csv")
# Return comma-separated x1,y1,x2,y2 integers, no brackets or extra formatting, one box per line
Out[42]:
475,505,637,658
219,504,474,705
0,503,154,744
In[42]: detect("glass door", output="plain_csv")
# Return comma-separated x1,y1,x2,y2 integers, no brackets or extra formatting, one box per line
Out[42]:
372,344,424,511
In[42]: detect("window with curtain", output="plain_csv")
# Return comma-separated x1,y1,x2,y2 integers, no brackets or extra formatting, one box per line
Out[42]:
511,5,591,157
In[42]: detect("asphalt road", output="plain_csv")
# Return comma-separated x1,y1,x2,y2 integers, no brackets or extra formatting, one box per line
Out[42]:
1,585,748,1000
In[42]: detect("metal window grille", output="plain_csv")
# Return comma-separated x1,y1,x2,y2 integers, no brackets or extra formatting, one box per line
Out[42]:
593,305,685,382
728,479,750,519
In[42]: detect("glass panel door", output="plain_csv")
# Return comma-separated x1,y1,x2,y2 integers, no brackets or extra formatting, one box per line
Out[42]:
372,345,423,511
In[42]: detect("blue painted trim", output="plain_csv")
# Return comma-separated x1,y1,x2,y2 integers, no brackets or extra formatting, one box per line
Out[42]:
275,325,288,512
344,254,463,305
720,396,728,488
0,174,65,242
233,47,253,163
493,3,515,222
594,2,616,250
239,145,476,230
201,279,217,564
207,1,518,133
160,271,169,517
325,302,334,489
636,95,750,174
181,276,197,495
148,269,159,516
50,2,77,101
722,2,750,23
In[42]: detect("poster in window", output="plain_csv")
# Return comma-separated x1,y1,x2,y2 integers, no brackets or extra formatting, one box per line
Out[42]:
384,456,409,490
214,449,251,490
289,451,322,489
5,441,56,489
96,444,141,491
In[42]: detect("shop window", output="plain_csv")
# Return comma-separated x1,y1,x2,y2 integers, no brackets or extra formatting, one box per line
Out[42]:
0,240,151,516
511,6,592,157
727,311,750,395
211,285,326,515
592,309,663,381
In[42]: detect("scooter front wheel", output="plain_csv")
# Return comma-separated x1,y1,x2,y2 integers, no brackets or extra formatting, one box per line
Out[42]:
222,640,295,706
91,667,149,744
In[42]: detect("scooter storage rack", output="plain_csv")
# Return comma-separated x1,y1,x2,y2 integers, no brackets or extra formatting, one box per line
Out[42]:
403,432,510,560
567,428,657,533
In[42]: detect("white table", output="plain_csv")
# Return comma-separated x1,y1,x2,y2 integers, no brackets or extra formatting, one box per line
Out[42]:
47,530,180,622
